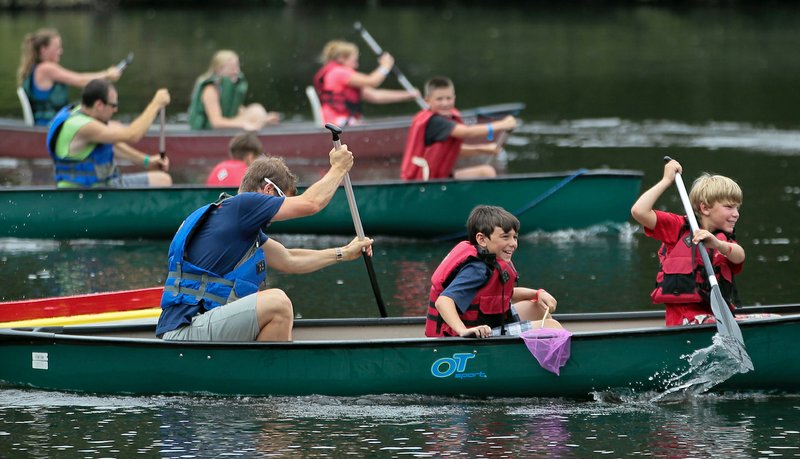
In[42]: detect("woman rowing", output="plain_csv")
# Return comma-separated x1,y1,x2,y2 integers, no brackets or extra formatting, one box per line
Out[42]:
188,50,280,131
17,28,122,126
313,40,419,126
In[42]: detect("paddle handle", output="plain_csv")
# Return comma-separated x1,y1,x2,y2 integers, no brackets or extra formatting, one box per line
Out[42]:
116,52,134,72
353,22,428,110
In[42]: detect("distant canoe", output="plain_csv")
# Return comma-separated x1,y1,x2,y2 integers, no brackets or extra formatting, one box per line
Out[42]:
0,288,162,325
0,103,524,165
0,169,642,240
0,298,798,398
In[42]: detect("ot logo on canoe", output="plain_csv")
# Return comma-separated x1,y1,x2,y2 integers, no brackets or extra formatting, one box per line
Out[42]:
431,352,487,379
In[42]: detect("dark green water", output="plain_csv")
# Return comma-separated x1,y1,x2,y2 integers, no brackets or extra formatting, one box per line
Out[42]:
1,4,800,457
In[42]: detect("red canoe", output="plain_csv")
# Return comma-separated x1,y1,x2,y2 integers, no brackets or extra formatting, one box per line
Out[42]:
0,103,523,165
0,287,163,323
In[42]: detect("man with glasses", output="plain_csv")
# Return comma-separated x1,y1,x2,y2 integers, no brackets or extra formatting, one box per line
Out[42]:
157,151,374,342
46,78,172,188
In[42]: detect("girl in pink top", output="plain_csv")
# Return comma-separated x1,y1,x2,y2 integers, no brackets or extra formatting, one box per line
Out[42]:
313,40,419,126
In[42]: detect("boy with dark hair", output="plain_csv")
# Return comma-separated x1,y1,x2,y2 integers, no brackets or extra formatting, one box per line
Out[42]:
206,131,264,187
426,205,562,338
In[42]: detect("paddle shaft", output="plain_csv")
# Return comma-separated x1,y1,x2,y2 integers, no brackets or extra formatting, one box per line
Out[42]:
326,124,388,317
158,108,167,169
353,22,428,110
483,129,510,165
673,174,720,283
116,52,134,72
665,156,753,371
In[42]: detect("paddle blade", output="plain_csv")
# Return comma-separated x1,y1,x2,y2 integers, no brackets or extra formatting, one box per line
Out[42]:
709,286,754,372
520,328,573,375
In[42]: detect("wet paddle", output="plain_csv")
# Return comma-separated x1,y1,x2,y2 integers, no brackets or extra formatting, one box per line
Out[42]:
325,123,388,318
664,156,754,372
116,52,134,72
353,21,428,110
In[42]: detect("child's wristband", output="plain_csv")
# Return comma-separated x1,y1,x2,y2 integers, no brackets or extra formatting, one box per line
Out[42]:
143,156,150,168
487,123,494,141
532,288,545,302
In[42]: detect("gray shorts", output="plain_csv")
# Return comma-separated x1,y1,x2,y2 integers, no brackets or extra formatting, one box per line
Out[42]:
108,172,151,188
161,293,260,341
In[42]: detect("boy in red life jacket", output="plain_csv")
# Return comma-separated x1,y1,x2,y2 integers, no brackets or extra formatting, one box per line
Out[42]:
206,132,262,187
400,76,517,181
631,159,745,326
425,205,563,338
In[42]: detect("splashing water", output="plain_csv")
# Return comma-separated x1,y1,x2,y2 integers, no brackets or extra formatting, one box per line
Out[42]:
651,334,747,402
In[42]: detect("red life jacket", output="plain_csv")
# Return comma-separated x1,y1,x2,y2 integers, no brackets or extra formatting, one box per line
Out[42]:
400,109,464,181
313,62,362,123
425,241,518,337
650,219,739,308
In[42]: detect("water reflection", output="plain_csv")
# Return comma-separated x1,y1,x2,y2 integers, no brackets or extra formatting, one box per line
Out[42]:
2,389,798,458
0,229,642,316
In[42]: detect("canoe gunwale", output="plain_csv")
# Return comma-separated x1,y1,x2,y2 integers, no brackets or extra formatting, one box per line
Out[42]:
4,303,798,348
0,169,644,194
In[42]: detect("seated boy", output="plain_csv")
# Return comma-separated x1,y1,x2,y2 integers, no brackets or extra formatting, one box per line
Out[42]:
425,205,563,338
206,131,263,187
400,76,517,181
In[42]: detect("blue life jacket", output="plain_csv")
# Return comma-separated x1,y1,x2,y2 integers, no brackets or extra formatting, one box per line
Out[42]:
156,196,267,337
23,65,70,125
46,105,118,187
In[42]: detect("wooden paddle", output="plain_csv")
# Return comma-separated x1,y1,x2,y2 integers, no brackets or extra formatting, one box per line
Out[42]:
664,156,754,372
353,21,427,110
325,123,388,318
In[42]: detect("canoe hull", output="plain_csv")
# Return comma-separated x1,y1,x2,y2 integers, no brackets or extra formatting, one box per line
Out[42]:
0,103,523,164
0,170,643,239
0,288,162,323
1,306,798,398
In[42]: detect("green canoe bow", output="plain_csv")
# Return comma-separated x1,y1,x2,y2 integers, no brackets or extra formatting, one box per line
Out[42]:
0,304,797,398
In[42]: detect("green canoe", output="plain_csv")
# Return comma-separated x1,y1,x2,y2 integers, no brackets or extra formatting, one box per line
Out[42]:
0,169,642,240
0,304,797,398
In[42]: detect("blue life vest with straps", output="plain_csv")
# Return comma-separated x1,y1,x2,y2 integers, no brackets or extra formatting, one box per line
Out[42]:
156,194,267,337
46,105,118,188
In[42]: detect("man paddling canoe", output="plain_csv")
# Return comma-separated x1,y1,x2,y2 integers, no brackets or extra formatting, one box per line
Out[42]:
157,147,373,342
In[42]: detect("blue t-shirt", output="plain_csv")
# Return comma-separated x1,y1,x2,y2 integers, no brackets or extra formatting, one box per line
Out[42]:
185,192,284,273
440,260,492,313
